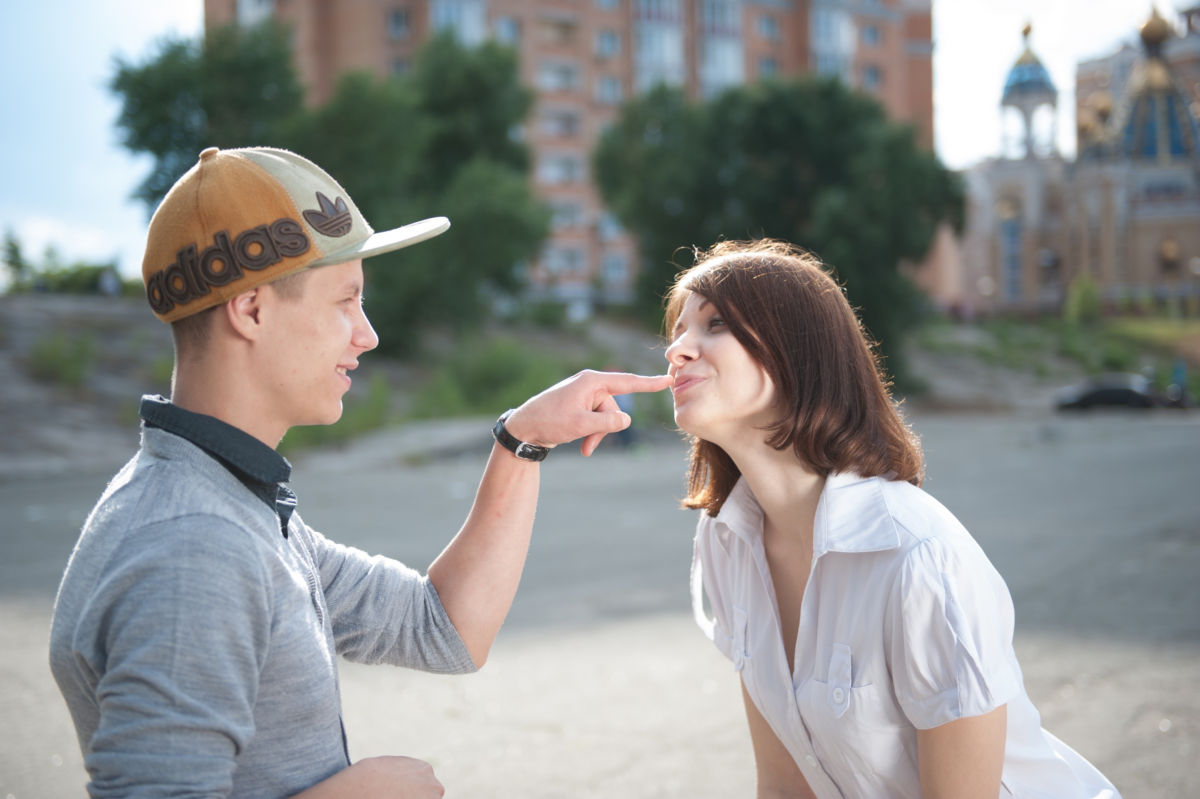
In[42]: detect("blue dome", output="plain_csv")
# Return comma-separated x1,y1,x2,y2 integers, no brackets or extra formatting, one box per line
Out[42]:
1118,82,1200,161
1002,55,1056,103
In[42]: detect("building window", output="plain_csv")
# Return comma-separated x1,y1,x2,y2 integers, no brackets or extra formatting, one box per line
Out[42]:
540,108,582,138
538,154,585,184
634,0,685,91
540,16,577,46
596,29,621,58
811,5,854,83
389,8,410,39
701,37,744,97
537,60,581,92
758,15,780,40
701,0,740,35
700,0,743,97
1000,216,1022,303
759,57,779,78
551,201,585,230
237,0,274,27
861,24,880,47
432,0,486,46
390,58,410,76
544,247,586,274
598,212,624,241
603,252,629,283
596,75,623,104
495,16,521,45
862,64,882,90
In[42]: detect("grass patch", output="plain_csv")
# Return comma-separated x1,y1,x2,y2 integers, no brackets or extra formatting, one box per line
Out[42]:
27,331,94,389
913,313,1200,396
409,335,595,419
1105,317,1200,352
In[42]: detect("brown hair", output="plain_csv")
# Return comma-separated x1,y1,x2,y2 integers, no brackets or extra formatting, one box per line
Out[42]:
663,239,923,516
170,268,313,358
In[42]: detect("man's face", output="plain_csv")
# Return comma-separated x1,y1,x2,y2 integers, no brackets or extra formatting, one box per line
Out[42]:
259,259,378,433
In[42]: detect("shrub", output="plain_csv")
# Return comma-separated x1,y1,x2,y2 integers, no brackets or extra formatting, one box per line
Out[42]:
1062,275,1101,326
409,336,587,419
27,332,94,388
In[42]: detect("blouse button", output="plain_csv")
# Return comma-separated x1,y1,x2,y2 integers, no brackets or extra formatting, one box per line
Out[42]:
805,754,819,768
832,687,846,704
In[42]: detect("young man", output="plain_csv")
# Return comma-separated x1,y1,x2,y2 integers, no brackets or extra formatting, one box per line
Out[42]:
48,146,671,798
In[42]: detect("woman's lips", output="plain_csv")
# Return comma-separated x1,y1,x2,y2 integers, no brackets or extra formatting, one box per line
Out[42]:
672,375,702,396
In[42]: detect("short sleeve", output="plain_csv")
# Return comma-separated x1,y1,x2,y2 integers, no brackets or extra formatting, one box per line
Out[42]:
888,537,1022,729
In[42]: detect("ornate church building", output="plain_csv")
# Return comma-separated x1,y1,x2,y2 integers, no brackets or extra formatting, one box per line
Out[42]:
944,7,1200,317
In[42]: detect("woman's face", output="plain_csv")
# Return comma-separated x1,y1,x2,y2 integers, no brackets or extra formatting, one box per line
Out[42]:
665,291,777,445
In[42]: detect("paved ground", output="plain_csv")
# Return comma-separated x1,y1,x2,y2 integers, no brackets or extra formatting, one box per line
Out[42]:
1,410,1198,797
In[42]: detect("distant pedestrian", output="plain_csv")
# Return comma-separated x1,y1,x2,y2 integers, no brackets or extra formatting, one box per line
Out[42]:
665,239,1121,798
48,146,671,798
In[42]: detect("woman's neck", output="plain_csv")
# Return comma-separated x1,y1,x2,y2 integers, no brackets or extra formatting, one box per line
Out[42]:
725,437,825,547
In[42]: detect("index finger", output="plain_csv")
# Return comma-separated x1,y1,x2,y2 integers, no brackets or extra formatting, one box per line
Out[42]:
590,371,674,395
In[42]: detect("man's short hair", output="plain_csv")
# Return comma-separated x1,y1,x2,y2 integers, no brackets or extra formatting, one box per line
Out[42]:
170,269,312,358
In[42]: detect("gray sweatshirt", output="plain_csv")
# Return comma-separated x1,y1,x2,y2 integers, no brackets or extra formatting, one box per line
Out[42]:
49,425,475,798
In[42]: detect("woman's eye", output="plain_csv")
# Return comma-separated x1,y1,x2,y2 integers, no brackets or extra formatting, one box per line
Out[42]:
707,316,726,331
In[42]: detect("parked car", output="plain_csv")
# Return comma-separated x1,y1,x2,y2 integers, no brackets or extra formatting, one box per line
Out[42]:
1055,373,1163,410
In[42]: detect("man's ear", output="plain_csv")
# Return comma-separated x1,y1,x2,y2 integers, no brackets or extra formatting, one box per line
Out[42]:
225,287,266,341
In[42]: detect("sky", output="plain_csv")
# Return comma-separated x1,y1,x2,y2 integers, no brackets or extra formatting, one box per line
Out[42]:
0,1,1175,280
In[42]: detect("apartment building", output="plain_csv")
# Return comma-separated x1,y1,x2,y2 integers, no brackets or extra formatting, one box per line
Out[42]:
205,0,934,316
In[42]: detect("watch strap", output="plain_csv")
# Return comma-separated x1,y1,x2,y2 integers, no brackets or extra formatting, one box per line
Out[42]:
492,409,550,462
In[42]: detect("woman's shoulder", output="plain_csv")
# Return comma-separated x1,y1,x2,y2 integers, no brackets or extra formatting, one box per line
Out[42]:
874,476,972,547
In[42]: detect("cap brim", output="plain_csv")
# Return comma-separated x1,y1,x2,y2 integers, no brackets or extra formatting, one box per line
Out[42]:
311,216,450,267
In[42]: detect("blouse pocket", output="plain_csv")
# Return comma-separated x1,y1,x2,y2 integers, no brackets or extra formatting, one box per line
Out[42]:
827,643,852,718
797,644,913,789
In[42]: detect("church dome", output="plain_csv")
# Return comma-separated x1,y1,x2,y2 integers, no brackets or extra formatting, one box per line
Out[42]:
1116,7,1200,161
1002,24,1057,105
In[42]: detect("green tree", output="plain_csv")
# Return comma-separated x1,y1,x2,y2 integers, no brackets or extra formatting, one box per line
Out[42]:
111,26,548,355
594,78,962,376
3,230,31,285
111,21,304,209
280,35,548,353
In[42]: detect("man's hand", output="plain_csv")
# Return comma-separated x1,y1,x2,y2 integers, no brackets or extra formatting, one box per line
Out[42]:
292,756,444,798
503,370,673,457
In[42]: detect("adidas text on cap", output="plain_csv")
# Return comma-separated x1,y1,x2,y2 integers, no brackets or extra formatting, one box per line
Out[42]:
141,146,450,322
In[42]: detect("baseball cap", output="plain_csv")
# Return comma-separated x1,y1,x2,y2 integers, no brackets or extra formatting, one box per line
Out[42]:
141,146,450,322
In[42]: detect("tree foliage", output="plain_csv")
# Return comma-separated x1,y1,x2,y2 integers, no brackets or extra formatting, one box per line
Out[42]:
111,21,303,207
594,78,963,374
111,26,547,355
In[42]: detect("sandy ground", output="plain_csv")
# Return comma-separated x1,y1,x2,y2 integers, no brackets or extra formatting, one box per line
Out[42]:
1,408,1198,797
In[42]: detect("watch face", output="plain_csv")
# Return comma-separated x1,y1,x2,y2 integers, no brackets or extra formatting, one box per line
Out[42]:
515,442,547,461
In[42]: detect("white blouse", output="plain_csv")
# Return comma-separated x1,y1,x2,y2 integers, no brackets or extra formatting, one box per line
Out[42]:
691,472,1120,799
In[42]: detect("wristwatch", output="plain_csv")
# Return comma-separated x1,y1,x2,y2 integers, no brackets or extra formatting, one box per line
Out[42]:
492,409,550,462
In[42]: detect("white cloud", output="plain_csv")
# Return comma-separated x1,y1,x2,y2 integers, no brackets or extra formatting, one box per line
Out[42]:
5,213,143,271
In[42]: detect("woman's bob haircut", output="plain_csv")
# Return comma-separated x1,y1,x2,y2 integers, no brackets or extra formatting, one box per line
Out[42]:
664,239,924,516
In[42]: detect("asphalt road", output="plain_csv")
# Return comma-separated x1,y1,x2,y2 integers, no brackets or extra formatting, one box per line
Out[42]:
1,410,1198,797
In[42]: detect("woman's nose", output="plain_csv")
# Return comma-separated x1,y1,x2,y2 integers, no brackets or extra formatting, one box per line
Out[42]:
665,332,694,367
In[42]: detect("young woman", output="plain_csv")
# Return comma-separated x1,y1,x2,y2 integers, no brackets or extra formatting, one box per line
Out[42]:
665,240,1120,798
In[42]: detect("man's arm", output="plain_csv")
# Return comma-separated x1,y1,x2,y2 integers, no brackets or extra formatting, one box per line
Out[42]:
290,756,444,799
426,370,671,667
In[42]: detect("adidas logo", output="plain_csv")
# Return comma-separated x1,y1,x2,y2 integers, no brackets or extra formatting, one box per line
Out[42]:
303,192,353,238
145,218,311,316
